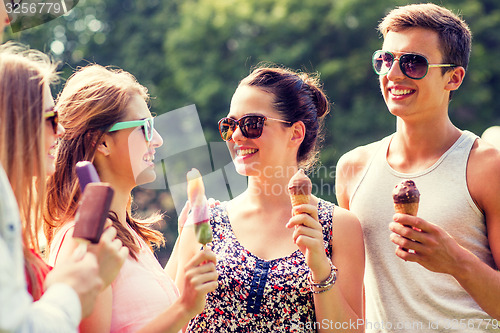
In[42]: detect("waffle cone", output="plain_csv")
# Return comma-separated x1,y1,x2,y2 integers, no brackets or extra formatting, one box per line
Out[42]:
290,194,310,206
394,202,419,216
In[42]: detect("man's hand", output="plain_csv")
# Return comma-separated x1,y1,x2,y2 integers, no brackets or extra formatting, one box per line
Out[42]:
389,213,467,276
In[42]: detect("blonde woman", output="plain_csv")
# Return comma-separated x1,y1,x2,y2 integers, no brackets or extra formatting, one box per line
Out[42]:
45,64,218,333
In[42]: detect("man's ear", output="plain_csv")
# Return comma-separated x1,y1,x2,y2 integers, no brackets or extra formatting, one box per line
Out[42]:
96,139,110,157
290,121,306,147
445,66,466,91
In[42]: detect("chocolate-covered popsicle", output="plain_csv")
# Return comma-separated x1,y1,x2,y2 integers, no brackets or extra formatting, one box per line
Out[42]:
73,182,114,244
76,161,101,192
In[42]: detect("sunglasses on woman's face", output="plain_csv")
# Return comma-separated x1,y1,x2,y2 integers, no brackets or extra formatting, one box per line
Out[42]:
218,115,291,142
372,50,457,80
108,117,155,142
44,107,59,134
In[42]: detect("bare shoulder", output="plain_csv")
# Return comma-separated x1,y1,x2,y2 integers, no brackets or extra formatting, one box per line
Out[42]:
336,141,380,208
336,142,379,171
468,138,500,184
467,138,500,213
470,137,500,162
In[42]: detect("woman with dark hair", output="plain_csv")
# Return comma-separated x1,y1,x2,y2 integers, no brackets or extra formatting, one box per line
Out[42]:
174,65,365,332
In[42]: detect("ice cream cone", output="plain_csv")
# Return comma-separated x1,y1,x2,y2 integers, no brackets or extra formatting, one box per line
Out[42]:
394,202,419,216
288,169,312,212
392,180,420,216
290,194,310,206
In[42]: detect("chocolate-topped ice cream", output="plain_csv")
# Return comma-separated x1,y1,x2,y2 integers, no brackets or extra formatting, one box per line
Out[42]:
392,179,420,216
288,169,312,207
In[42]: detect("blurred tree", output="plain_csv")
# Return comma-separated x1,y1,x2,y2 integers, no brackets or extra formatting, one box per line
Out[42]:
9,0,500,166
7,0,500,262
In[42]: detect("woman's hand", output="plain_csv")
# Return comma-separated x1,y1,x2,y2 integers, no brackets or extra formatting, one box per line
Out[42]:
286,203,331,282
178,248,218,316
87,222,128,289
45,250,103,319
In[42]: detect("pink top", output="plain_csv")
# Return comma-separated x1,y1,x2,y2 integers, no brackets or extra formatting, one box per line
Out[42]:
48,222,180,333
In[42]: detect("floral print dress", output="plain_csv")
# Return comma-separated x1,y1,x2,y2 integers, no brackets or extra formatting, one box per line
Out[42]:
187,199,334,332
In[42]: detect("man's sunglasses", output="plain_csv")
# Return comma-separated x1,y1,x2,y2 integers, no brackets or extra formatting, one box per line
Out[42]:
44,107,59,134
108,117,155,142
218,115,291,142
372,50,457,80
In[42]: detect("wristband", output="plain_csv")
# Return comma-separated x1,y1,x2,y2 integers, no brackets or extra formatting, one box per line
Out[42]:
308,259,338,294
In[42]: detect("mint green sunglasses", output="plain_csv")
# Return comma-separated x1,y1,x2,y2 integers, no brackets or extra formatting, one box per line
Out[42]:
108,117,154,142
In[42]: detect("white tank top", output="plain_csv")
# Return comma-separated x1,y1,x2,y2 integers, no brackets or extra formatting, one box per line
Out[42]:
351,130,497,332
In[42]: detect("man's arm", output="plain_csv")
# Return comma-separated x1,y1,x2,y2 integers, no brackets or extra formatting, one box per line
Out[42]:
459,139,500,318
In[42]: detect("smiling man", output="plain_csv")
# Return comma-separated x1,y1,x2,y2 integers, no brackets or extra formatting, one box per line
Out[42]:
336,4,500,332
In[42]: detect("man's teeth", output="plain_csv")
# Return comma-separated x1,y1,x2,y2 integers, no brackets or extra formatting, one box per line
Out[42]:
144,155,154,162
392,89,413,96
238,148,258,156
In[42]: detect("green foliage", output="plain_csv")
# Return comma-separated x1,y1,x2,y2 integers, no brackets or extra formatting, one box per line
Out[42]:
12,0,500,151
8,0,500,260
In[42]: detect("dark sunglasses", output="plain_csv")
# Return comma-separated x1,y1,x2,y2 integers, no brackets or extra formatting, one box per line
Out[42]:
44,107,59,134
372,50,457,80
218,115,291,141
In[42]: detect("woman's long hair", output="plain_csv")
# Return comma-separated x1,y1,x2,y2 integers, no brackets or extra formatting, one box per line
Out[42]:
0,42,58,300
44,64,164,259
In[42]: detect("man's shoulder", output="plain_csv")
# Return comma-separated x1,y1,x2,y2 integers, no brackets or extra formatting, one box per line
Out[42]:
466,135,500,219
337,139,384,170
335,138,387,201
469,137,500,173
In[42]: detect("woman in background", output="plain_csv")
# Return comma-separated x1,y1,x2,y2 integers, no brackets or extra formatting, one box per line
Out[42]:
0,42,126,331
